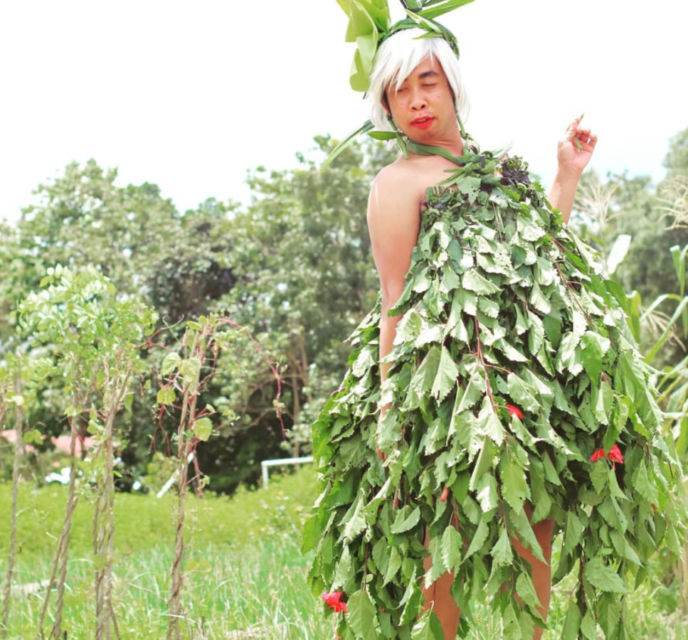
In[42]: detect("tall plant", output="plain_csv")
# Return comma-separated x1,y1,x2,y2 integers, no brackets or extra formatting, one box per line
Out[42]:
156,314,282,639
0,356,24,639
19,266,156,640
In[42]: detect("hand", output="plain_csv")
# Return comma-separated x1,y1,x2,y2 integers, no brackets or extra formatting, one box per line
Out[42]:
556,116,598,177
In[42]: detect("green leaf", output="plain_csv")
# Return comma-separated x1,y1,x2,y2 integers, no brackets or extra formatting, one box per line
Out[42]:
583,556,627,593
383,546,402,585
431,345,459,401
455,175,481,201
23,428,43,445
440,524,462,572
156,386,176,405
347,588,378,640
161,351,181,376
563,510,584,556
475,473,498,513
462,269,500,295
469,437,496,490
464,516,489,559
631,458,659,506
515,572,541,613
301,513,324,554
368,130,397,140
501,450,528,512
507,372,539,413
502,603,521,640
578,331,609,382
410,610,444,640
561,600,582,640
343,494,367,542
581,609,598,639
333,544,353,588
418,0,475,20
410,345,441,400
490,527,513,566
179,357,202,387
193,417,212,441
479,399,506,446
529,461,552,522
321,120,374,170
508,508,545,563
391,505,421,534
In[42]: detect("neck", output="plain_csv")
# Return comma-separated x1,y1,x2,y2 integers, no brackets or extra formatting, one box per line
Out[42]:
408,130,464,158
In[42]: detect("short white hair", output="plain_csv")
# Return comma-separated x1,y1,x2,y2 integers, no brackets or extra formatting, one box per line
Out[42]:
368,28,468,131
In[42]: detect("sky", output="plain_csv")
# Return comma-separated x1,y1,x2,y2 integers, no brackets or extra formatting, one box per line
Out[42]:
0,0,686,224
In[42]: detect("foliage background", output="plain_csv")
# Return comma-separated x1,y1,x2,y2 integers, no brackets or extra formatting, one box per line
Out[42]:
1,128,687,495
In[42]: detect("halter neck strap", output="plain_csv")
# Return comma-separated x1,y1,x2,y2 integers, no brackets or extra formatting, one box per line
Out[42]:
405,139,469,166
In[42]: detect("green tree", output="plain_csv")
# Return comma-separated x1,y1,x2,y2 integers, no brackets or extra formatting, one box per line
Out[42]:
196,137,395,490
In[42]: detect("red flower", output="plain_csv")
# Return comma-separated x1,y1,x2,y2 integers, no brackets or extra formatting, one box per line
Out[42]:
607,444,624,464
506,404,523,420
590,448,605,462
440,486,450,503
321,591,347,613
590,444,624,466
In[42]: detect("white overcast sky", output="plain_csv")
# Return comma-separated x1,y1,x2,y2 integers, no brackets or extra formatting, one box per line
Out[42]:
0,0,686,224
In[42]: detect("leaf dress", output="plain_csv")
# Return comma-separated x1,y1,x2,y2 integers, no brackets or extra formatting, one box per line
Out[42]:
303,143,683,640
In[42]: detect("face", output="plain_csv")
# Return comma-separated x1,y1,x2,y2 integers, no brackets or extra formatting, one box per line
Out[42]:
383,56,457,143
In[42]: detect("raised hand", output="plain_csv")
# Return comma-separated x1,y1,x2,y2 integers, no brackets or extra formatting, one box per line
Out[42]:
556,116,598,177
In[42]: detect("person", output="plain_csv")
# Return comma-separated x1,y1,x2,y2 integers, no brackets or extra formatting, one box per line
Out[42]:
366,28,595,640
305,9,681,640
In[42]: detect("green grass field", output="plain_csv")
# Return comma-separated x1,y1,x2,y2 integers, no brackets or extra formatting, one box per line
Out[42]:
0,467,686,639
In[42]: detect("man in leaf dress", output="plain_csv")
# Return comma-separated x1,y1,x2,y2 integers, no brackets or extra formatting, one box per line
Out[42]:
366,28,596,640
307,3,683,639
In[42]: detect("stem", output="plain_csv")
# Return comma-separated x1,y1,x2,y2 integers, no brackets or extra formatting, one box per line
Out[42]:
1,374,24,638
472,316,497,411
95,365,130,640
167,332,201,640
41,416,80,640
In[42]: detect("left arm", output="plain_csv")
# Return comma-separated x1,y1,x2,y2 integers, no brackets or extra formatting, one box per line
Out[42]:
548,117,598,224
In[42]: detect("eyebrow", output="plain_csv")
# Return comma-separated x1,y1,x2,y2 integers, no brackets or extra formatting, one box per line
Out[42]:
418,70,440,80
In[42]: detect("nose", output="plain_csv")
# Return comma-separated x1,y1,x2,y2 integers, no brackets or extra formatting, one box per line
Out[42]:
410,88,427,111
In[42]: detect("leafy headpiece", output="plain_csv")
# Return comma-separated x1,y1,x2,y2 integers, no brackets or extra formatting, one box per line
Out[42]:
326,0,474,167
337,0,473,92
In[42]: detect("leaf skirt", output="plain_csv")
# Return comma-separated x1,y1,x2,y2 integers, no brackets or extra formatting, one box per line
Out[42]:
303,151,684,639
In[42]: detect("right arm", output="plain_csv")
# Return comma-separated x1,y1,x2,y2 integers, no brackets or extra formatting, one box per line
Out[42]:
367,166,421,447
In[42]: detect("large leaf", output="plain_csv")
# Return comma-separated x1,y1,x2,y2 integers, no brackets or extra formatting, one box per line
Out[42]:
321,120,374,170
431,345,459,401
583,556,628,593
347,588,379,640
391,505,421,534
418,0,475,20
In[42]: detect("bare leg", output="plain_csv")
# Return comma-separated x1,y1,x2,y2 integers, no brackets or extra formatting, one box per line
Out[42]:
422,525,460,639
422,509,553,640
510,515,555,640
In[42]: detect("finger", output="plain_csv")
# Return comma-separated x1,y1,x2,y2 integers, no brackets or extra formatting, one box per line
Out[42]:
576,136,597,152
575,131,596,146
566,120,580,137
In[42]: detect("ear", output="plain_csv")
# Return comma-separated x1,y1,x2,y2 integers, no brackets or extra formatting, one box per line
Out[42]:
381,92,391,116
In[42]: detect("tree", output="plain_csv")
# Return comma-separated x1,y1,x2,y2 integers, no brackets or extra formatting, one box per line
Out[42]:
195,136,395,490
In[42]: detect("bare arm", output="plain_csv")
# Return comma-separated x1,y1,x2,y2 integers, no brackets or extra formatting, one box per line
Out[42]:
548,117,598,223
367,166,421,382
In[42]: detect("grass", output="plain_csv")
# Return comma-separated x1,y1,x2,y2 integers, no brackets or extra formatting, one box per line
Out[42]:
0,466,687,639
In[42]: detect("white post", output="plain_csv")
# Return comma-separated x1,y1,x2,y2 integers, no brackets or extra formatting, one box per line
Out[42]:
260,456,313,488
156,452,195,498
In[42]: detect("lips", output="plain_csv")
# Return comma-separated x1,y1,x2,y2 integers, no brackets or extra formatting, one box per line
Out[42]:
411,116,434,129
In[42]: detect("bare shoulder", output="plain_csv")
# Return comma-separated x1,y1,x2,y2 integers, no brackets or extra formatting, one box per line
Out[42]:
368,158,427,222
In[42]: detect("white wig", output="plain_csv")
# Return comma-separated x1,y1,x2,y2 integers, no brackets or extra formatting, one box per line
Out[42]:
368,28,468,132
